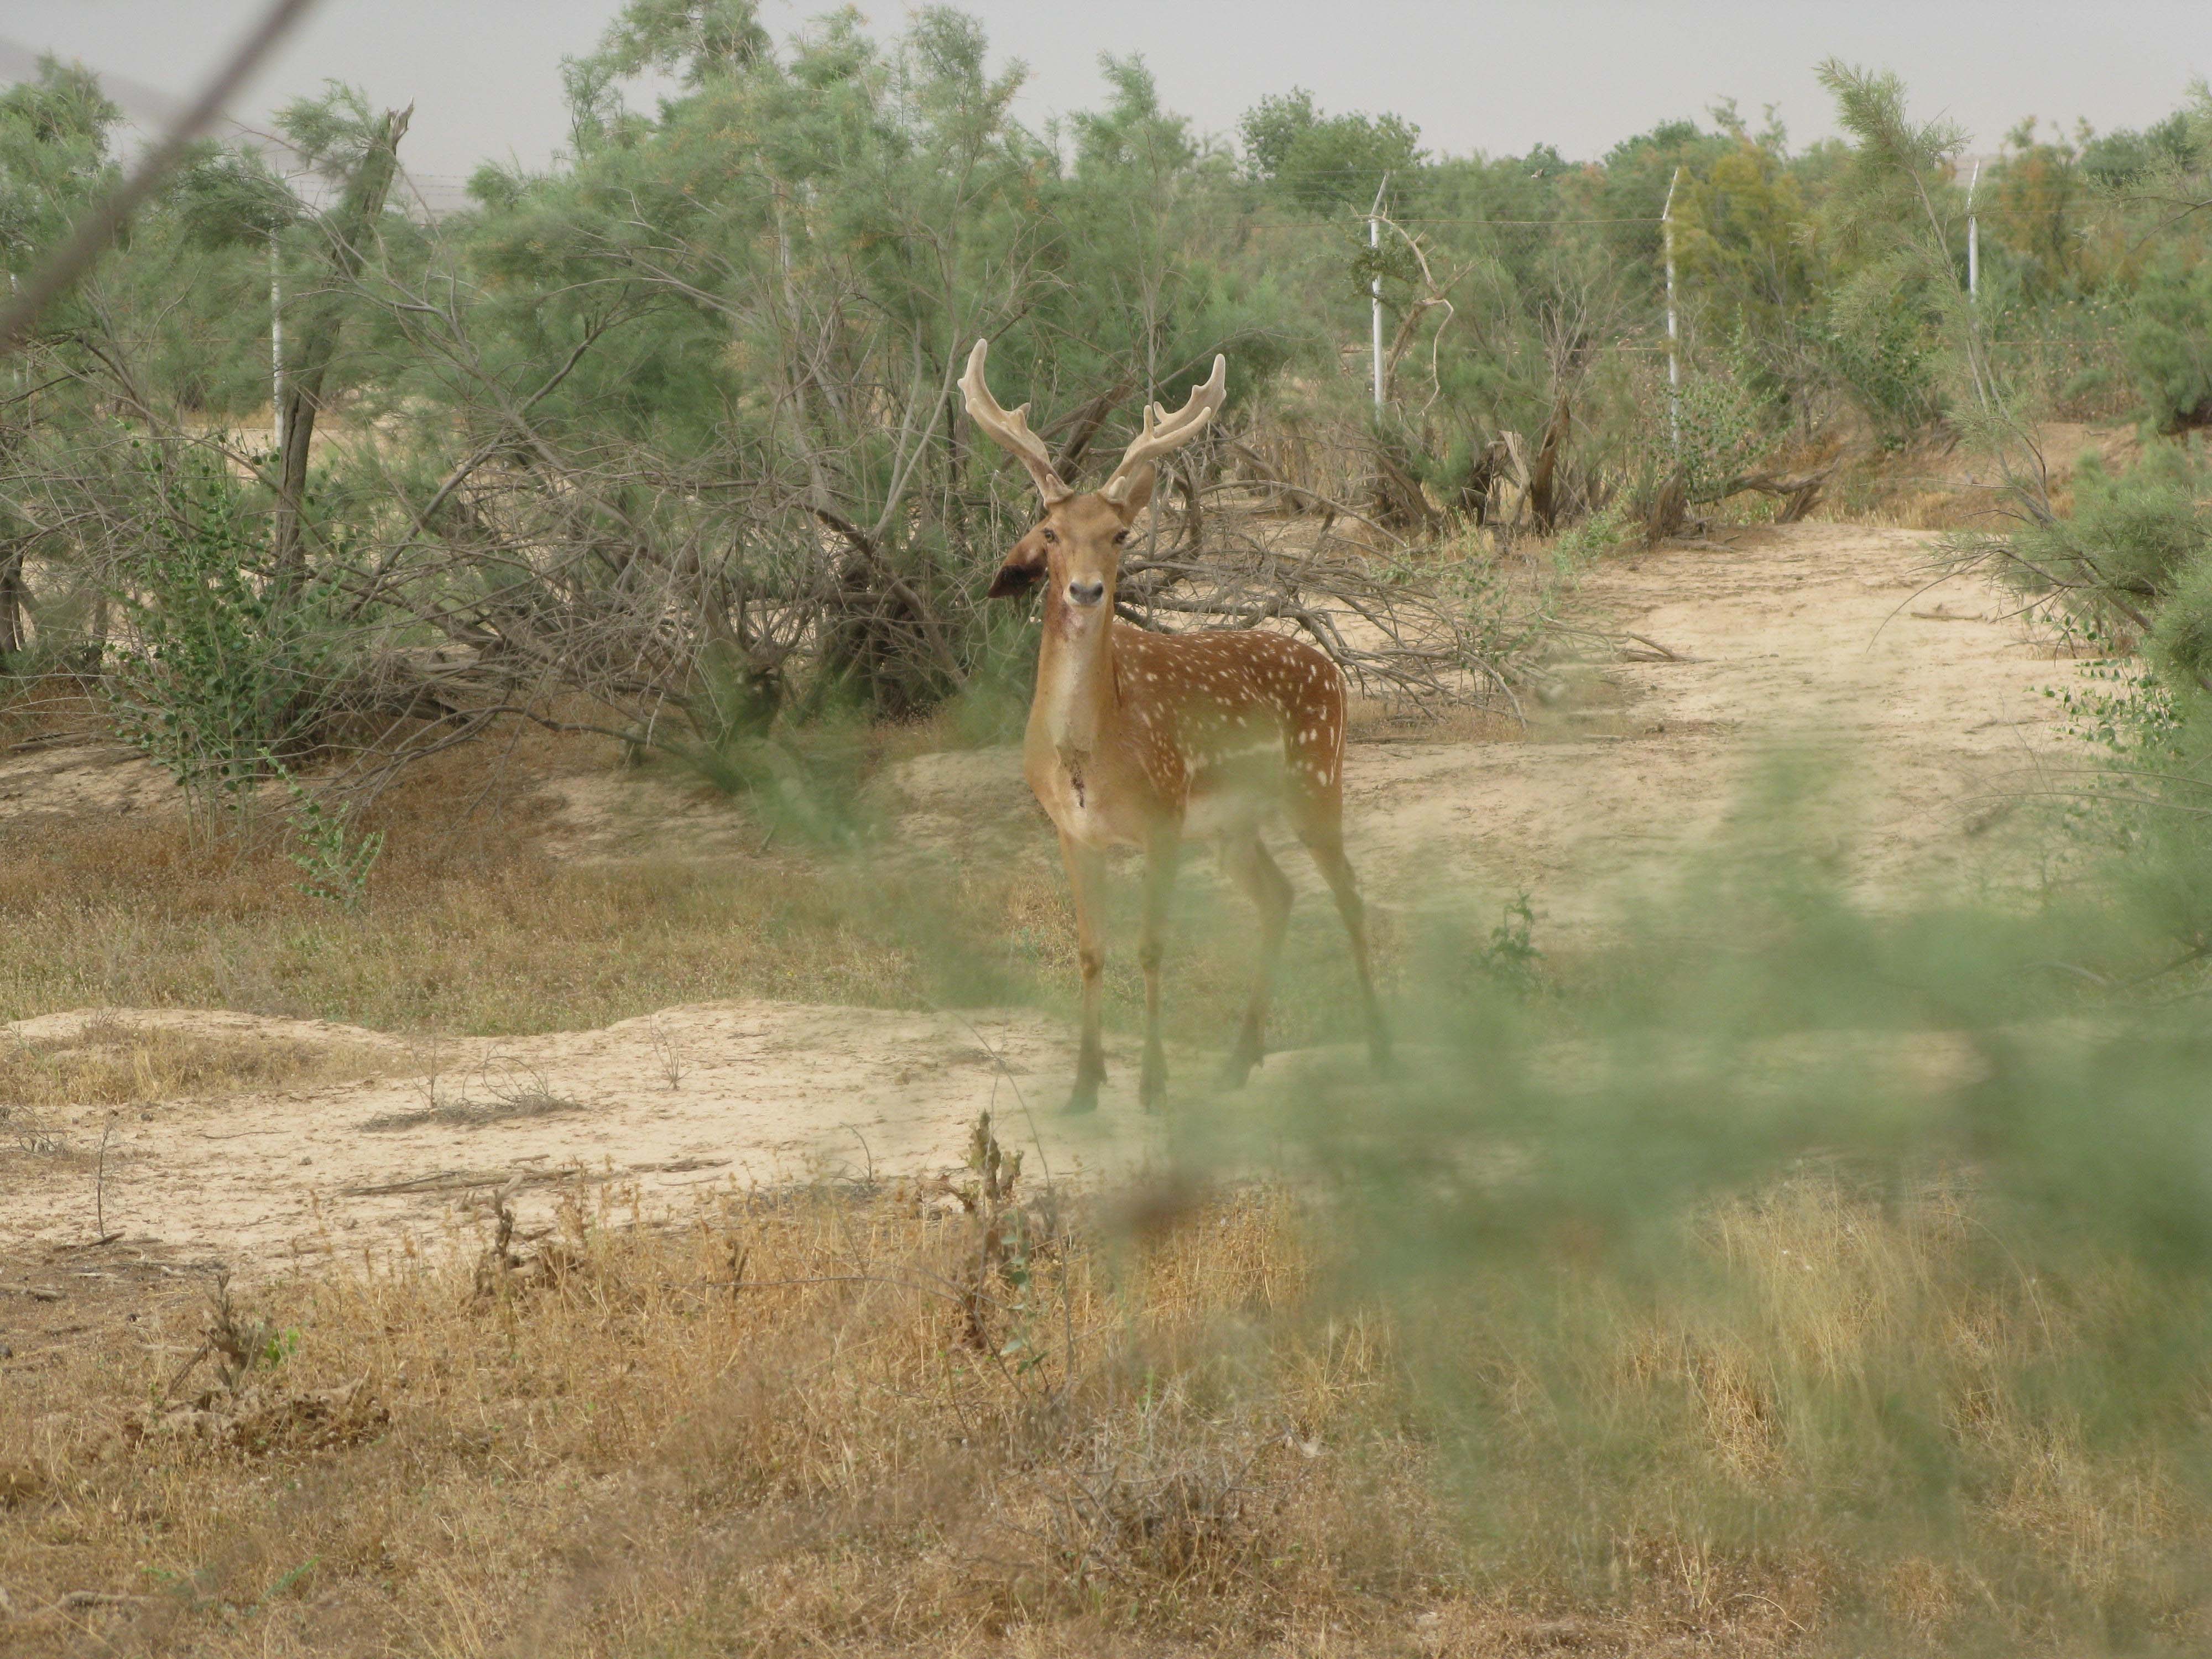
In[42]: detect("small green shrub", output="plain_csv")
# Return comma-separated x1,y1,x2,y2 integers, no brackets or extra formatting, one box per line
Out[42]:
1998,444,2212,630
2043,625,2183,755
1473,890,1545,997
665,655,877,849
1551,498,1636,565
106,448,349,830
1669,369,1771,502
1399,525,1577,678
1611,362,1778,533
2150,543,2212,695
278,768,384,912
2125,252,2212,434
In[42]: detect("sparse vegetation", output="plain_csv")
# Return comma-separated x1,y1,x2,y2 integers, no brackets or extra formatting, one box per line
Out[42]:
13,8,2212,1657
103,453,349,834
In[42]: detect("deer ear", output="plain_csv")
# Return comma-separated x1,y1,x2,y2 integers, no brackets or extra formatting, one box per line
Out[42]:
987,529,1047,598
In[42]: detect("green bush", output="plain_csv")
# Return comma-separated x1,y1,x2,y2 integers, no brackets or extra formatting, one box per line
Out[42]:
278,765,384,912
1812,293,1945,442
2150,542,2212,693
106,448,349,828
1672,367,1773,503
2125,253,2212,433
2001,444,2212,625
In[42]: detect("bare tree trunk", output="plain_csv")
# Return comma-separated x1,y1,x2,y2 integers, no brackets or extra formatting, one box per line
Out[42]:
1175,463,1204,549
1527,393,1571,534
273,103,413,576
1369,430,1444,535
1704,464,1835,524
0,411,23,664
0,542,23,664
1645,472,1689,545
1461,437,1511,524
73,591,109,679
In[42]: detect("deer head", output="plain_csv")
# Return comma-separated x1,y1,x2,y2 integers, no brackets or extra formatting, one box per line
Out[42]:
961,338,1227,618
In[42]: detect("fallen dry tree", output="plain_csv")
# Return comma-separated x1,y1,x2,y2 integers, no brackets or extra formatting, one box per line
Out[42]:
1644,458,1840,542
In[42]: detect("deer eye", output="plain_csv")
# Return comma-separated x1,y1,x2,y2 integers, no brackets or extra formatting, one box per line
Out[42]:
1113,529,1130,546
1040,527,1057,545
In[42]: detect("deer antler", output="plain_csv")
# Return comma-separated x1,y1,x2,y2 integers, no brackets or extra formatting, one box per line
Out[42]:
959,339,1073,505
1099,355,1228,505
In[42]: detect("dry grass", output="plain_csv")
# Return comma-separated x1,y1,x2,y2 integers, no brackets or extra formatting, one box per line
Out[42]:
0,722,1400,1060
355,1091,583,1134
1796,419,2145,533
0,1012,387,1116
0,731,1037,1037
0,1173,1446,1656
4,1158,2204,1656
1345,696,1522,745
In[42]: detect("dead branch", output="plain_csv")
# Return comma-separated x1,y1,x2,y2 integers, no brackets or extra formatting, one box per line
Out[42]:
1695,462,1839,524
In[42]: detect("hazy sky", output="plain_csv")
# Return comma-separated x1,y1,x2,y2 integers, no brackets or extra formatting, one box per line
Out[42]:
5,0,2209,191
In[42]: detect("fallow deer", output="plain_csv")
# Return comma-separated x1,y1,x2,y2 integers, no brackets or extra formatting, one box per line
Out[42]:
962,338,1390,1112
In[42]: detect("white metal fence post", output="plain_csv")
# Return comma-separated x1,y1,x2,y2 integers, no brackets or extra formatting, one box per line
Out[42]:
1662,164,1683,453
270,227,285,453
1369,175,1387,413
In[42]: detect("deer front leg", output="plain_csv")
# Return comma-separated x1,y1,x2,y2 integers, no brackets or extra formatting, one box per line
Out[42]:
1060,832,1109,1113
1138,828,1181,1110
1219,832,1293,1087
1302,828,1392,1072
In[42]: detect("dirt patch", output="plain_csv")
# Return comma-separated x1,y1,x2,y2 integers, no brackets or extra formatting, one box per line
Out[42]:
531,769,771,863
0,1239,218,1384
356,1087,585,1133
0,1002,1184,1274
1333,524,2075,941
0,740,178,830
888,743,1050,863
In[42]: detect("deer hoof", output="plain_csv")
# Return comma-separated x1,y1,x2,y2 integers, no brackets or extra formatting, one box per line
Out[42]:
1138,1042,1168,1110
1066,1082,1100,1115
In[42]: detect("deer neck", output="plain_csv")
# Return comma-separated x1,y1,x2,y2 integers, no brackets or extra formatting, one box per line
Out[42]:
1030,593,1119,785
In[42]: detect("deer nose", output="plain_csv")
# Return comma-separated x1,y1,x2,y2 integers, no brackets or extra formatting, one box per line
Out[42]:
1066,579,1105,608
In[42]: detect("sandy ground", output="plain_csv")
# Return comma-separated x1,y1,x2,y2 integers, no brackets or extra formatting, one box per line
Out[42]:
0,735,177,827
1,1003,1171,1275
0,524,2081,1272
1343,522,2073,934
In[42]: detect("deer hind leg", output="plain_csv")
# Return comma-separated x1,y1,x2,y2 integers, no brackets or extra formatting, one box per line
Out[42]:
1295,818,1392,1071
1060,833,1110,1113
1137,829,1181,1110
1219,830,1293,1088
